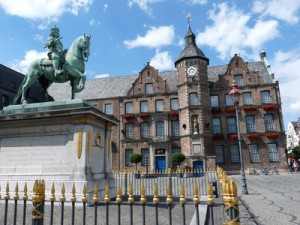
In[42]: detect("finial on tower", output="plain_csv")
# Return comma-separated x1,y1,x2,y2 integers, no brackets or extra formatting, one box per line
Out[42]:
187,13,192,26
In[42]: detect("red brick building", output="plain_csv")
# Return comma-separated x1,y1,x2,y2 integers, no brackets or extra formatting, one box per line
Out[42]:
44,25,288,173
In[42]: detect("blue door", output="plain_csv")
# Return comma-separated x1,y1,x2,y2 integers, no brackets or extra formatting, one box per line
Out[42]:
193,161,204,177
155,156,166,172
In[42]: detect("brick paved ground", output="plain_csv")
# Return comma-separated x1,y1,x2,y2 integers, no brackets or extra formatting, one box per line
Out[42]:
233,172,300,225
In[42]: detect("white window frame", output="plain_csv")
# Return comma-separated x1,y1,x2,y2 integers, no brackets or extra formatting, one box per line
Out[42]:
104,103,113,115
145,83,153,94
268,143,279,162
140,101,148,113
227,117,237,134
261,91,271,104
210,95,220,108
171,120,180,137
230,145,240,163
234,74,243,86
212,117,222,134
140,122,149,139
225,94,234,106
249,144,260,163
125,102,133,114
243,92,252,105
246,115,256,132
125,123,133,139
189,93,198,106
125,149,133,166
264,114,276,131
170,98,179,110
155,100,164,112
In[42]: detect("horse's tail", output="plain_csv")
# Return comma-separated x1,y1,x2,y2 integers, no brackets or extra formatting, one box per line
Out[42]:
11,75,28,105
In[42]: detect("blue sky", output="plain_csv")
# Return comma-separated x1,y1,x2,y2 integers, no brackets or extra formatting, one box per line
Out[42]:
0,0,300,129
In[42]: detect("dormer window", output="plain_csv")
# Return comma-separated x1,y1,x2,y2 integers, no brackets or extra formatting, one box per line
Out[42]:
234,75,243,86
145,83,153,95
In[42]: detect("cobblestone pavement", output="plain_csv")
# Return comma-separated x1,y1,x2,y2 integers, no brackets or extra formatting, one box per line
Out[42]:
232,172,300,225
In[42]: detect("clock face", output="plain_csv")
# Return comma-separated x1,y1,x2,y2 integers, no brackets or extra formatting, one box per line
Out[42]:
187,66,197,76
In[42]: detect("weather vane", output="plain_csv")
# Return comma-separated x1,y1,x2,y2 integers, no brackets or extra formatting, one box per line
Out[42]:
187,13,192,26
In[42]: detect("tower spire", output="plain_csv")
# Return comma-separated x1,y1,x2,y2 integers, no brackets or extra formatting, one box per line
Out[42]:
187,13,192,27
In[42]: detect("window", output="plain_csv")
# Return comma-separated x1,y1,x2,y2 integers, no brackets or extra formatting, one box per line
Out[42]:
170,98,179,110
145,83,153,94
227,117,237,134
246,115,256,132
104,103,113,115
125,102,133,114
215,145,224,164
234,75,243,86
155,100,164,112
225,94,234,106
171,120,180,137
264,114,276,131
249,144,260,163
212,118,222,134
141,148,150,166
171,147,181,153
230,145,240,163
210,95,219,108
261,91,271,104
2,95,9,107
140,101,148,113
155,120,165,137
189,93,198,105
125,149,133,166
268,143,279,162
243,92,252,105
125,123,133,139
140,122,149,139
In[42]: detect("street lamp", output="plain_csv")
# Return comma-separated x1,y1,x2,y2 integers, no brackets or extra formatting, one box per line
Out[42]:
229,80,249,195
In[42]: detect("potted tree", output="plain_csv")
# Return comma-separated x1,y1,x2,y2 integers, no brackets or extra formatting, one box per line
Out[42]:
129,153,142,178
171,152,185,177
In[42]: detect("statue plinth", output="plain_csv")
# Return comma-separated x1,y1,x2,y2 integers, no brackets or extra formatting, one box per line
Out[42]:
0,100,118,201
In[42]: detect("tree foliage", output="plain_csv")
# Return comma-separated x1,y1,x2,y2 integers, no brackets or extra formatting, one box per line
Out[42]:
129,153,142,170
171,152,185,164
289,146,300,159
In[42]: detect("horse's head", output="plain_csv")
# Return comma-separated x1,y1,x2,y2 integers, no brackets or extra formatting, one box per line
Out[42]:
79,34,91,61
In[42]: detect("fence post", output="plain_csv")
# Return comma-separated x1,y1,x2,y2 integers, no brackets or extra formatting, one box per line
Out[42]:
207,183,215,225
223,178,240,225
32,180,45,225
124,168,128,195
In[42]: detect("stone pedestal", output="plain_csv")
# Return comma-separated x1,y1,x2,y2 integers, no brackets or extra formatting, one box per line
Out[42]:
0,99,118,201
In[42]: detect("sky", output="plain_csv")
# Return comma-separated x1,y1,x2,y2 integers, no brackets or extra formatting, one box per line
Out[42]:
0,0,300,130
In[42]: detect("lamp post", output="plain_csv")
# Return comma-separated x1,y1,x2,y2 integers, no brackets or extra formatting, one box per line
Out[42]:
229,80,249,195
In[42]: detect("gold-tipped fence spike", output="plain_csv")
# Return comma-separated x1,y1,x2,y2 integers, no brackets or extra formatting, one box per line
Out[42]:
128,183,134,204
166,184,173,205
153,183,159,205
116,183,122,204
50,183,56,202
104,182,110,203
180,182,186,205
193,182,200,205
82,184,88,203
14,182,19,200
60,183,66,202
93,182,99,203
23,182,28,200
4,182,10,200
140,182,146,204
71,183,76,202
207,183,214,205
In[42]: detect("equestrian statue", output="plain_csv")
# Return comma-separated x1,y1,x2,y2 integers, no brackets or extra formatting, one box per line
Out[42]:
12,26,91,105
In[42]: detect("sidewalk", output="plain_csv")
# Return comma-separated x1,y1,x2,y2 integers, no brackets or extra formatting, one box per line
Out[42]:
233,173,300,225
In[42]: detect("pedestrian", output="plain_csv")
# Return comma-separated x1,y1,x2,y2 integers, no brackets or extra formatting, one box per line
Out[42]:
293,160,298,173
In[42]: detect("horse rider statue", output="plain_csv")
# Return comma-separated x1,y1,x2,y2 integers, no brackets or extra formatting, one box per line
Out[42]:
44,25,64,77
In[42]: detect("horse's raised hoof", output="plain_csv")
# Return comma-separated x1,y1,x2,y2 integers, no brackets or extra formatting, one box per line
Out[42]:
22,100,28,105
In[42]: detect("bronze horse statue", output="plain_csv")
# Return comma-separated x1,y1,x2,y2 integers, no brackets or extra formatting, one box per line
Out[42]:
12,34,91,105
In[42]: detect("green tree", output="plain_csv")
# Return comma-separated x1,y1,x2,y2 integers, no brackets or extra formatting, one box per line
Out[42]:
289,146,300,159
171,152,185,168
129,153,142,170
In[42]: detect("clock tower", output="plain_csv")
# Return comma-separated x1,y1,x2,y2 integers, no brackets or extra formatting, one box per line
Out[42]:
175,21,214,170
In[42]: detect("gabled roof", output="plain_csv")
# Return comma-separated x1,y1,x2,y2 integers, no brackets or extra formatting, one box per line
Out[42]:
48,61,272,101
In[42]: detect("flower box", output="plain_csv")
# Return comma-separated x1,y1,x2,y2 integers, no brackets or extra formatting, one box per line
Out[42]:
226,107,236,113
211,108,222,114
262,104,277,110
213,135,225,141
241,106,258,111
228,134,238,140
139,113,149,119
265,132,280,138
122,114,134,119
245,134,260,139
169,111,179,117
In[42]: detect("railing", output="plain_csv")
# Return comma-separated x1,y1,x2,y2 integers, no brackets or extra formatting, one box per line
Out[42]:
152,135,169,142
0,177,221,225
113,169,219,197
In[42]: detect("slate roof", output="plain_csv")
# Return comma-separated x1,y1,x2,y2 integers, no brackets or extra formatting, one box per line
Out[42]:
48,61,272,101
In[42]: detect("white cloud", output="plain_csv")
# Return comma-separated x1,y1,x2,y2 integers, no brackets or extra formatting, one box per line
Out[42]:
0,0,93,20
150,49,174,71
95,73,110,78
103,4,108,11
124,25,175,49
197,2,279,61
271,49,300,115
11,50,47,74
191,0,207,5
127,0,163,17
253,0,300,24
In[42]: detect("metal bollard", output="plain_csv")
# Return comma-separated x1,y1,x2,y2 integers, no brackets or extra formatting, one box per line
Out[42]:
32,180,45,225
